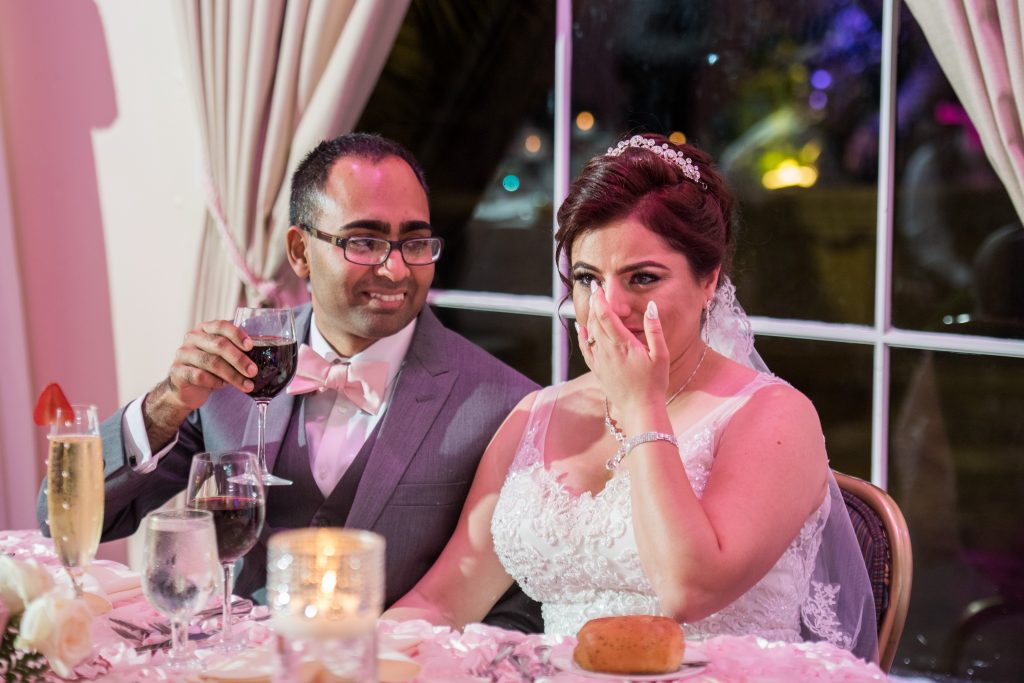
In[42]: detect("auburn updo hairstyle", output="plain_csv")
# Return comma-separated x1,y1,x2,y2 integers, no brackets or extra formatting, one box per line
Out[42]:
555,134,737,291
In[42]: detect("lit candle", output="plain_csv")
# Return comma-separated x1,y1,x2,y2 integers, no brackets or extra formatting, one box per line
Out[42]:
267,528,384,642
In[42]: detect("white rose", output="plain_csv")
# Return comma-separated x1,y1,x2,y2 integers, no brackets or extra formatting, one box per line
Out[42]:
14,590,93,678
0,557,54,613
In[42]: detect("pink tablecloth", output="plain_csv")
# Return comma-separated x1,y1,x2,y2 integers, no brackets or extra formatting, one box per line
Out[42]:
3,529,898,682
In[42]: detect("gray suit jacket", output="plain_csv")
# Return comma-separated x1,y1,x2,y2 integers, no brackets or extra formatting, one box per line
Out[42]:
37,305,542,631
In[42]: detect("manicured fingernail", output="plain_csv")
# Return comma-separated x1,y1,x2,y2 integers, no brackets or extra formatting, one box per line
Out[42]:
590,280,599,294
574,321,581,335
646,301,659,319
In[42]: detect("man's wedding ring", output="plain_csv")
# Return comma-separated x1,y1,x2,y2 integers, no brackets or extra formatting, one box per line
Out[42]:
586,337,597,347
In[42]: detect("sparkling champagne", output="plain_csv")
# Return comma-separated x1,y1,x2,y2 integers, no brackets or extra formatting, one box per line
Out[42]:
47,435,104,568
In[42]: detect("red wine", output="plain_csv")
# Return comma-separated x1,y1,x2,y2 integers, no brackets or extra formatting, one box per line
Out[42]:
246,336,297,400
191,496,264,562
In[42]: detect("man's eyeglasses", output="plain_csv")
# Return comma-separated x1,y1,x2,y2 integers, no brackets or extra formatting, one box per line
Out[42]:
300,224,444,266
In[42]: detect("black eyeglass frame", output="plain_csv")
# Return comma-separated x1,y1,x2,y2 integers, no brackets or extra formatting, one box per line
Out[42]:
299,224,444,266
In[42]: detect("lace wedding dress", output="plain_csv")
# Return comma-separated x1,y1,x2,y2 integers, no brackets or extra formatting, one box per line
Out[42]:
491,375,834,641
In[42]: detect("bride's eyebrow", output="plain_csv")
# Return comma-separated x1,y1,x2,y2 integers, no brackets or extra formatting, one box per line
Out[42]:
571,260,670,274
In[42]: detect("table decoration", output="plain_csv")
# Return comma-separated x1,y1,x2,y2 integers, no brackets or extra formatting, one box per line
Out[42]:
267,528,384,682
4,531,907,681
0,556,94,680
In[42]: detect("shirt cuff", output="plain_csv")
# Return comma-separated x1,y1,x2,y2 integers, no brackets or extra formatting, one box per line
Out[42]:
122,394,178,473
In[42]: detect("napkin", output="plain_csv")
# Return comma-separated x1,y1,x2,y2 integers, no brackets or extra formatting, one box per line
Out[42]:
54,560,143,605
195,643,420,683
87,560,144,603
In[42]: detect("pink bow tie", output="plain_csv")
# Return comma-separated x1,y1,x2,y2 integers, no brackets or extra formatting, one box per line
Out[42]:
286,344,389,415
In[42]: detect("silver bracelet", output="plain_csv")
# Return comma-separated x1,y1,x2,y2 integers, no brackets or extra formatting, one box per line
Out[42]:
605,431,680,471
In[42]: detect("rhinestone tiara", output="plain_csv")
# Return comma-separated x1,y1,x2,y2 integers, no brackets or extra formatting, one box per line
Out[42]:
606,134,702,185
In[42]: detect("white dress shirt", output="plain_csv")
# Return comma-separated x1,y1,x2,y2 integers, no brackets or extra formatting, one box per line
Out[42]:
301,314,413,495
123,313,415,497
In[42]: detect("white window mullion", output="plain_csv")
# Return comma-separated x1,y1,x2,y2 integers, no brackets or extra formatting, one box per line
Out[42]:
551,0,573,385
872,0,900,489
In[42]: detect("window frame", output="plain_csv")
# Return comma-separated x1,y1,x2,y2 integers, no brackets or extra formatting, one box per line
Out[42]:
425,0,1024,489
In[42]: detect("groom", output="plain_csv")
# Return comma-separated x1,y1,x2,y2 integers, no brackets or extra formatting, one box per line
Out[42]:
36,133,542,632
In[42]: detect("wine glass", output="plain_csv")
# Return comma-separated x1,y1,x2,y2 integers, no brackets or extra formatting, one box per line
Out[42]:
141,509,219,671
233,306,298,486
187,451,266,651
46,404,104,600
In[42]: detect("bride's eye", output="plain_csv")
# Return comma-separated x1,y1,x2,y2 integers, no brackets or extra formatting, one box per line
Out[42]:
573,271,597,288
631,272,660,286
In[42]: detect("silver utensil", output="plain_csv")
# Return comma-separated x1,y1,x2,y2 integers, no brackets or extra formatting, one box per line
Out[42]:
134,630,217,653
145,597,254,635
134,614,269,653
472,641,517,681
194,597,253,621
108,622,146,644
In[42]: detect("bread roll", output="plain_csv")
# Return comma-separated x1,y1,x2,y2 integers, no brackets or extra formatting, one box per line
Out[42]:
573,615,684,675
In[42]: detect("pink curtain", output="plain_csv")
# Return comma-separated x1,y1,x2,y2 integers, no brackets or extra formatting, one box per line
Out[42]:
177,0,410,322
906,0,1024,222
0,107,38,530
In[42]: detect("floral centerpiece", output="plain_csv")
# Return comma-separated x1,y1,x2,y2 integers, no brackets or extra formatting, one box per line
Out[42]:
0,556,94,680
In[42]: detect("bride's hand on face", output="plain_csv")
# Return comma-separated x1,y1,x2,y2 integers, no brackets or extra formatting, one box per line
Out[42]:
578,281,669,410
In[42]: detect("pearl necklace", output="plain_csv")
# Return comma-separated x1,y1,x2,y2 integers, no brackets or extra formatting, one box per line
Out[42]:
603,342,709,455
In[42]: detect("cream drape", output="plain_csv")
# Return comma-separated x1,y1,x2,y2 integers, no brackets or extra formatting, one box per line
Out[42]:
177,0,411,322
905,0,1024,222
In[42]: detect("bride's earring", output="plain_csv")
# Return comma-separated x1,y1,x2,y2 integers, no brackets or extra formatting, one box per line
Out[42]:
702,299,712,346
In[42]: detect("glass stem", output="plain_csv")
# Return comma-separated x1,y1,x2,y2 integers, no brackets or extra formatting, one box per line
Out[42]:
170,617,187,661
66,567,84,596
221,562,235,644
256,400,270,474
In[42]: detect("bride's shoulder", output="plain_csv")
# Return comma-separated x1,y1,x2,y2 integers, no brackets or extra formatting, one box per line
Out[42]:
735,372,822,436
549,374,606,414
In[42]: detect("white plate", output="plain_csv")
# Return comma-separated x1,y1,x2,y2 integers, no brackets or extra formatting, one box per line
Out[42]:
551,651,709,681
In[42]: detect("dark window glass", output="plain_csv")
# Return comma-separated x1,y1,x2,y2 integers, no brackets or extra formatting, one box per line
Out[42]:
571,0,883,324
431,307,551,386
893,14,1022,340
357,0,555,296
889,349,1024,678
757,336,873,478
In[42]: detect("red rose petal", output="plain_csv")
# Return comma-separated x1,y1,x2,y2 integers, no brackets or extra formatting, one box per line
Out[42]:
33,383,73,426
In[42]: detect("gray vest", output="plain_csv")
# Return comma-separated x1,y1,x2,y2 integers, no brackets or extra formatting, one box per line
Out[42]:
235,396,380,597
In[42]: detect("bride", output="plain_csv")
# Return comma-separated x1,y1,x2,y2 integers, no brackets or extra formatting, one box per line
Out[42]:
385,134,878,662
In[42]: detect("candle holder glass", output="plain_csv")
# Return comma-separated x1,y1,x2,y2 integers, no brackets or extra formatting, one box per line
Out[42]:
267,528,385,683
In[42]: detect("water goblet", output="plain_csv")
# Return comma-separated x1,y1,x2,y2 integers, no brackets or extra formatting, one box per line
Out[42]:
187,451,266,651
141,509,219,671
267,528,385,683
233,306,298,486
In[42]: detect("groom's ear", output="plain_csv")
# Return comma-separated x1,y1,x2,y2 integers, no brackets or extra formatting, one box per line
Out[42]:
286,226,310,279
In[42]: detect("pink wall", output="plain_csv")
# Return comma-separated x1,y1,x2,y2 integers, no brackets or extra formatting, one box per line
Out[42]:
1,2,119,497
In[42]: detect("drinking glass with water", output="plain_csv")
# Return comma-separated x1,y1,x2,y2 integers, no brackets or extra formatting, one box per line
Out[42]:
141,509,219,671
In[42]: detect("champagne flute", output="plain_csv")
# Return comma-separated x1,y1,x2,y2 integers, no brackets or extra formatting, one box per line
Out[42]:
141,509,219,671
47,404,104,599
233,307,298,486
187,451,266,651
